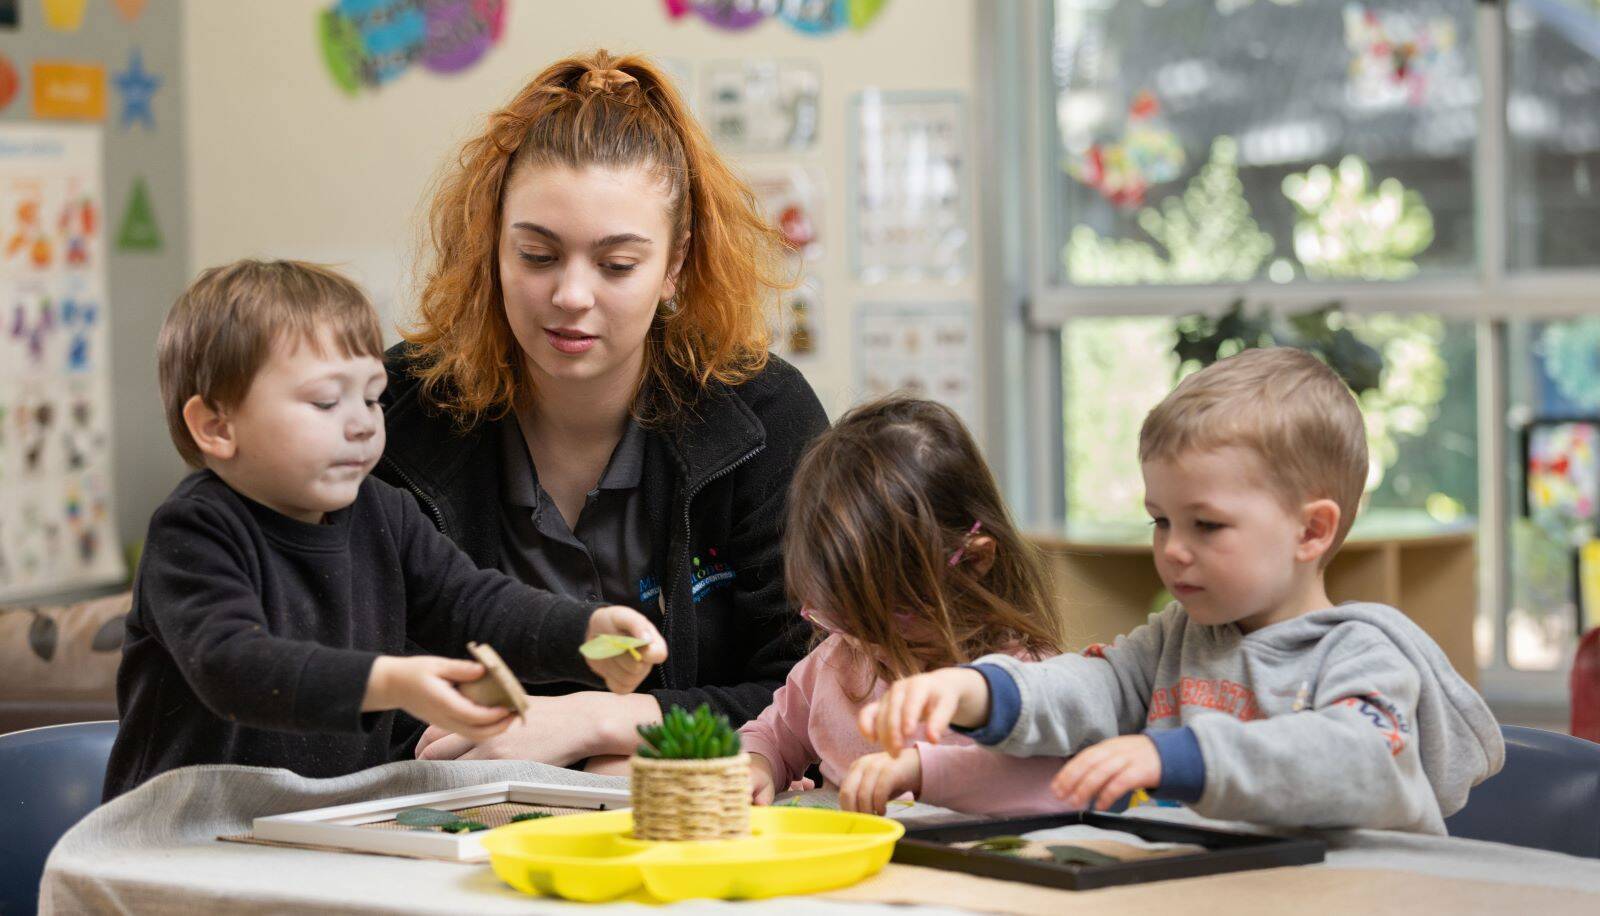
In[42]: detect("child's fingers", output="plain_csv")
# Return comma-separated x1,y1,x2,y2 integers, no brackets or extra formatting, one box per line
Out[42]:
434,658,487,683
1051,748,1099,801
858,701,883,742
1095,767,1144,812
872,762,896,815
1070,755,1127,811
926,692,960,745
838,761,866,813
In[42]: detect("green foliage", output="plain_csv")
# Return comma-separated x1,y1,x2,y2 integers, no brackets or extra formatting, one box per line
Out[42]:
395,807,463,827
1283,156,1434,281
1065,137,1275,285
1172,300,1383,394
510,812,553,823
636,704,742,759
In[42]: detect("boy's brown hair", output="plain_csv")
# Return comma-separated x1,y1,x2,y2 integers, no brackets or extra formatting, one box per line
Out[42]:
158,259,384,467
784,396,1062,699
1139,347,1369,562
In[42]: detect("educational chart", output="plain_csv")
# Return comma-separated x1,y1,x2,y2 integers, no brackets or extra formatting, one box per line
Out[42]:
748,166,824,360
854,301,977,429
0,124,123,601
850,91,970,284
702,59,820,152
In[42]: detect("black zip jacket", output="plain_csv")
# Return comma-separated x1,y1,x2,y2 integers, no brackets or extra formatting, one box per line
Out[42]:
375,344,828,728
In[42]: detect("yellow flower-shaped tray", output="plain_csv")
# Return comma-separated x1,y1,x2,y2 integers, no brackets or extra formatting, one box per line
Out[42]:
479,806,904,902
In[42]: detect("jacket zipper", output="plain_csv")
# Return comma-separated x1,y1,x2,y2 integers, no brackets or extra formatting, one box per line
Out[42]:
379,455,449,535
663,443,765,687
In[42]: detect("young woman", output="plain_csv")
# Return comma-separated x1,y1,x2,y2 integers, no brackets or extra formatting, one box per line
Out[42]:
376,51,828,771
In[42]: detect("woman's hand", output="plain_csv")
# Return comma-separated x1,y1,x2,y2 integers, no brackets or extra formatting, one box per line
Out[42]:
415,690,660,764
585,606,667,693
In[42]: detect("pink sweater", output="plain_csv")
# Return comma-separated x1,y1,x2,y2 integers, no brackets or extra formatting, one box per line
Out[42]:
738,635,1072,816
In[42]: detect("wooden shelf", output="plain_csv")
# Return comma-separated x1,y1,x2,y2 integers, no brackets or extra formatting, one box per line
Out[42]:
1027,517,1478,685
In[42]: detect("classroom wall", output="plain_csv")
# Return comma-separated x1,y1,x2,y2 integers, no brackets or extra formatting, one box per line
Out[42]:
0,0,190,565
182,0,984,424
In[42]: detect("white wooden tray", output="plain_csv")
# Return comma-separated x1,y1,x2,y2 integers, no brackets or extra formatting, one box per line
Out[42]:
251,780,630,862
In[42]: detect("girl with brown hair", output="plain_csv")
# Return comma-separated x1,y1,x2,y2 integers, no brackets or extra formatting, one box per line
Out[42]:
738,396,1071,815
375,51,828,770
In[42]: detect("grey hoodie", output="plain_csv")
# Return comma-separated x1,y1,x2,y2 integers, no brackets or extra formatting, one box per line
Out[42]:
972,602,1505,834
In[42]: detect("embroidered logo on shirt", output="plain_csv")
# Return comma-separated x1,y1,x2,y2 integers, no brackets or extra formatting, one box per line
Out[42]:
637,547,736,605
1335,693,1411,756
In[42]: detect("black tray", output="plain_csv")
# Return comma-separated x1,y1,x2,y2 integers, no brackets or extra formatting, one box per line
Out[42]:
892,811,1325,891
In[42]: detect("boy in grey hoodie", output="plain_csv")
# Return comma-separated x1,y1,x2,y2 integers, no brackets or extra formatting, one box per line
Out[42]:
860,348,1503,834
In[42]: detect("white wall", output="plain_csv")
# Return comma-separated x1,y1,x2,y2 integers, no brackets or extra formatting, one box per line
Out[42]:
183,0,982,420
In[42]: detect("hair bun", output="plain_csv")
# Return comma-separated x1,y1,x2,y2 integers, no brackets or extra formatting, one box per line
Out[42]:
578,68,639,98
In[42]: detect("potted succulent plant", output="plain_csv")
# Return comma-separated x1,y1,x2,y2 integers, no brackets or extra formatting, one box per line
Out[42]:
629,703,749,841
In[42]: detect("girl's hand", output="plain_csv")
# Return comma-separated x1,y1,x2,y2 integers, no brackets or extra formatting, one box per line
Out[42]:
365,656,515,742
857,667,991,756
749,752,778,805
1051,735,1162,811
840,750,922,815
584,606,667,693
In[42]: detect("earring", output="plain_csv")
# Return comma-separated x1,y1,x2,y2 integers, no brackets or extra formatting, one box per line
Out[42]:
658,296,679,317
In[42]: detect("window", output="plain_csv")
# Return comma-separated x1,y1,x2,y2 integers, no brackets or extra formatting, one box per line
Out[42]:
1049,0,1478,286
1506,0,1600,270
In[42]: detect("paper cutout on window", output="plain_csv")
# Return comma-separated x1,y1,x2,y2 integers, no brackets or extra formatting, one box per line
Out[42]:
1527,421,1600,540
1343,4,1462,110
320,0,507,96
116,177,163,252
1068,90,1186,211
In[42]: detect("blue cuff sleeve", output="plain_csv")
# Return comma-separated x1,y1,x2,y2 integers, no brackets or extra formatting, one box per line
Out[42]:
951,663,1021,746
1148,726,1205,803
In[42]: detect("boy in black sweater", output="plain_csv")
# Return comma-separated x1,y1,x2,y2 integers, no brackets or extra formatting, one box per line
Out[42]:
104,260,666,799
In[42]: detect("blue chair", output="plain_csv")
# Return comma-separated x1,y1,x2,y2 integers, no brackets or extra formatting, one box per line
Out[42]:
1445,725,1600,858
0,721,118,916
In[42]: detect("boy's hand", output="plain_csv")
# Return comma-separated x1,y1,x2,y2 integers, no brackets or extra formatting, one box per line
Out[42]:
749,752,777,805
1052,735,1162,811
857,667,991,756
364,655,515,742
839,750,922,815
585,606,667,693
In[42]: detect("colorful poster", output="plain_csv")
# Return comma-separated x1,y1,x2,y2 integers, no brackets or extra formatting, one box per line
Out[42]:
850,91,969,284
0,56,17,112
0,124,123,601
1343,4,1463,110
1525,420,1600,541
854,301,977,429
703,60,820,153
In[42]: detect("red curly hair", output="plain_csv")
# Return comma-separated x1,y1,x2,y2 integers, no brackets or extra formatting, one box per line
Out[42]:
403,50,791,425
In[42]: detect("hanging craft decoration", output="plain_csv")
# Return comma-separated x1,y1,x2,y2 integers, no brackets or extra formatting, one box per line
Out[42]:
1343,4,1462,110
320,0,508,96
1068,90,1186,211
116,177,162,252
0,55,17,113
664,0,888,36
113,48,161,130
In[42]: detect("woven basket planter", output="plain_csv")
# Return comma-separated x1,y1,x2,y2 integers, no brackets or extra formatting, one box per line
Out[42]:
630,752,751,841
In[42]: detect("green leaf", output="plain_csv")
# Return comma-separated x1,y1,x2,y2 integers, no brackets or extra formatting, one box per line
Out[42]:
579,634,648,660
971,836,1030,855
441,820,489,833
510,812,552,822
1047,845,1119,867
396,807,464,827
